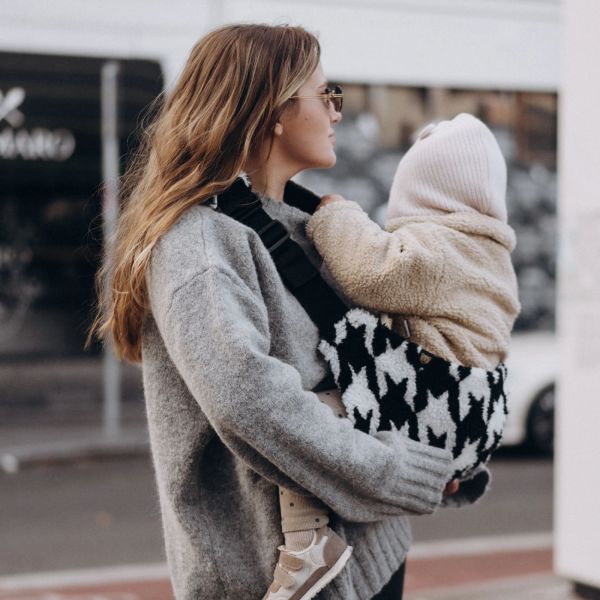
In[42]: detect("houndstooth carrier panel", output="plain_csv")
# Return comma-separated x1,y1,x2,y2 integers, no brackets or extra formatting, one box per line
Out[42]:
318,308,509,481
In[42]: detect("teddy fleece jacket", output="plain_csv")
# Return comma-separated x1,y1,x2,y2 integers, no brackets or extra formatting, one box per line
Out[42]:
142,194,490,600
307,201,521,370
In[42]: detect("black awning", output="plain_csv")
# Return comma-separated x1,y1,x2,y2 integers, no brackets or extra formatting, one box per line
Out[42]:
0,52,164,357
0,51,163,193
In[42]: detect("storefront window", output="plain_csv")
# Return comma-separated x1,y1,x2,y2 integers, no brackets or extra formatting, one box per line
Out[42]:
0,52,162,418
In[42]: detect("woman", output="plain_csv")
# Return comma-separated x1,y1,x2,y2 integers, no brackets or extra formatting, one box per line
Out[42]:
89,23,484,600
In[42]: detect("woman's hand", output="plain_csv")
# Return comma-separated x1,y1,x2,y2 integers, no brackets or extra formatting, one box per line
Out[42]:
317,193,346,210
443,479,460,496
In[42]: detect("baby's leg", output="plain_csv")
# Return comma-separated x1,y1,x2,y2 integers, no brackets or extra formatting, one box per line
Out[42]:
277,389,346,551
279,486,329,550
316,388,348,419
263,390,353,598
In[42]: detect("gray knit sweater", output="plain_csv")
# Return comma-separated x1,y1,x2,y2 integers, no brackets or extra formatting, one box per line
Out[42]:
141,193,489,600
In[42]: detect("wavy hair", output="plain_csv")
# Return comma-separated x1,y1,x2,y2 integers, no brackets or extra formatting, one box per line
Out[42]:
86,23,321,362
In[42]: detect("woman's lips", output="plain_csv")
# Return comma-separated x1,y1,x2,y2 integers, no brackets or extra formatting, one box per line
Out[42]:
329,135,336,145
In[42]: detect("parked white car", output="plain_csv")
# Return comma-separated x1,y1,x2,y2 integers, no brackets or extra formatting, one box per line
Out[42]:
503,331,557,453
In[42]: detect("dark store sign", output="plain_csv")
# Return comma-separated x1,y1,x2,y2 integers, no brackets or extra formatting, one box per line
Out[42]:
0,51,163,358
0,86,75,161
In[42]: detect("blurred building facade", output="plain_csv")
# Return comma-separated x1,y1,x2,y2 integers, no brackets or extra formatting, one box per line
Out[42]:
0,52,162,358
0,4,560,417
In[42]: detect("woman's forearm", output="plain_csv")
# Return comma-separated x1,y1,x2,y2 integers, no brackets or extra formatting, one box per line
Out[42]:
157,264,454,522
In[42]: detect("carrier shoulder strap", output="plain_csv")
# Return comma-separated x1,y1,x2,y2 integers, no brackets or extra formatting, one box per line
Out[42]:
215,177,347,338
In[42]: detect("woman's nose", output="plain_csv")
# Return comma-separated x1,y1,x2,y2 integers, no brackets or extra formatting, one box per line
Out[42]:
330,109,342,124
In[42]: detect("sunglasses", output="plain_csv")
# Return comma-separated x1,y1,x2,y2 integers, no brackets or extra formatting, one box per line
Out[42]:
290,85,343,114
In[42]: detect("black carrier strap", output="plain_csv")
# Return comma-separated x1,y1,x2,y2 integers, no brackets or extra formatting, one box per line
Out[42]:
216,178,348,339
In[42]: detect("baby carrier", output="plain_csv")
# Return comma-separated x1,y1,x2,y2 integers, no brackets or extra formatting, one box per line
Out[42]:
215,177,509,480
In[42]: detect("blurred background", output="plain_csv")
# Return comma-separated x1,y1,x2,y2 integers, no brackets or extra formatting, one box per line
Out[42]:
0,1,597,599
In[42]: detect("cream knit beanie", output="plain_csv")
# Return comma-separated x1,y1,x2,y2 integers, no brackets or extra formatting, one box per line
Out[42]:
386,113,508,223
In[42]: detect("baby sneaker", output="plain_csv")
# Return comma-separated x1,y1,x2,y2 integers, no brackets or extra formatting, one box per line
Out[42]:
262,525,353,600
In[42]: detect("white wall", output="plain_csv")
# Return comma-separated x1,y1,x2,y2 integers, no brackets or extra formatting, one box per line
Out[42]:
225,0,560,90
0,0,214,87
0,0,559,91
555,0,600,589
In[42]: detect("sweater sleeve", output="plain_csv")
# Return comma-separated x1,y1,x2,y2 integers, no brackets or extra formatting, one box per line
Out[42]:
306,201,444,316
157,264,455,523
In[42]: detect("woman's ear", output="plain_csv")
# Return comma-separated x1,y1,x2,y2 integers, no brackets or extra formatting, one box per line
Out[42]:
274,122,284,137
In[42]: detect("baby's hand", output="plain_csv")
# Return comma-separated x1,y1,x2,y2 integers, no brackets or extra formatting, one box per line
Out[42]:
317,193,346,210
443,479,460,496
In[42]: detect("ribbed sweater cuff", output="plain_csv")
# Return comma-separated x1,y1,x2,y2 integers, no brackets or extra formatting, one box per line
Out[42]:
377,432,454,515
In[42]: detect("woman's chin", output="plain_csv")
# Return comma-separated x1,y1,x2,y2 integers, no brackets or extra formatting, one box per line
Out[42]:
318,152,337,169
301,152,337,171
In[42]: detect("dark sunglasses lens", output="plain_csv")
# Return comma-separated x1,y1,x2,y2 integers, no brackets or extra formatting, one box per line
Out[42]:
333,86,343,112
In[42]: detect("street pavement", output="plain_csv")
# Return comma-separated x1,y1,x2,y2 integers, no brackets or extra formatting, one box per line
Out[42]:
0,426,572,599
0,439,553,572
0,363,577,600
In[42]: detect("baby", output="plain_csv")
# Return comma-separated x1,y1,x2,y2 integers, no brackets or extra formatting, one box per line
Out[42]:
263,113,520,600
308,112,520,371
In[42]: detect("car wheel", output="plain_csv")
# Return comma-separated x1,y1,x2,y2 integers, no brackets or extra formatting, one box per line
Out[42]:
526,384,555,455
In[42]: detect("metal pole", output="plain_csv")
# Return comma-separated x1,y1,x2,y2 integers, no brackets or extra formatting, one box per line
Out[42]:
100,61,121,438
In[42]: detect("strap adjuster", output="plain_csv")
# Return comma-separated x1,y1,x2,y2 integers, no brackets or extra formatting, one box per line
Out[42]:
257,220,290,252
231,199,262,222
267,232,290,252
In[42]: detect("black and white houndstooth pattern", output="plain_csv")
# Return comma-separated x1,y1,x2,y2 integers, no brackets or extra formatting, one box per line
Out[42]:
318,309,509,480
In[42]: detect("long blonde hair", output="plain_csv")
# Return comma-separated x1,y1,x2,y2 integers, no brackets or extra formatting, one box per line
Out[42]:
86,23,321,362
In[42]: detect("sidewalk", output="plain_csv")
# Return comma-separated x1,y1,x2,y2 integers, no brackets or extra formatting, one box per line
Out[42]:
0,356,149,473
405,572,575,599
0,553,575,600
404,545,574,599
0,420,149,473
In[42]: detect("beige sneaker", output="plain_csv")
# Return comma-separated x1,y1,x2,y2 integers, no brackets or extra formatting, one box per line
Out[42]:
262,526,353,600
